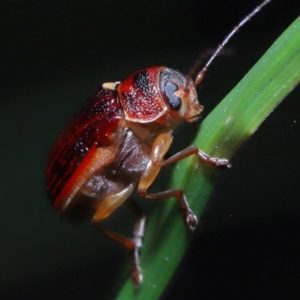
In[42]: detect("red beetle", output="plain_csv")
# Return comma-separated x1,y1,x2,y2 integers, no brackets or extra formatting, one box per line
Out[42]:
46,0,271,285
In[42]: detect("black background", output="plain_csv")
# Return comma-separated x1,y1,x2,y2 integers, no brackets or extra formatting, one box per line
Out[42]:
1,0,300,299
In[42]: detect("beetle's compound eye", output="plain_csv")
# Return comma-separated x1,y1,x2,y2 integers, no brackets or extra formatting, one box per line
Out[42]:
164,81,182,111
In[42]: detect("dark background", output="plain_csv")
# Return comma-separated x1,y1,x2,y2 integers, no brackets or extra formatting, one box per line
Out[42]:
1,0,300,299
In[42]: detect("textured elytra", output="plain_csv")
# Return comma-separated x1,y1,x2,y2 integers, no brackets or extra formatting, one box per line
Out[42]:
46,89,122,203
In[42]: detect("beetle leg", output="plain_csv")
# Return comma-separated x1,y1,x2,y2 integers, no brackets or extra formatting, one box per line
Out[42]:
92,183,135,223
94,206,146,286
138,132,197,230
138,132,173,192
138,133,229,230
154,146,231,168
139,188,197,231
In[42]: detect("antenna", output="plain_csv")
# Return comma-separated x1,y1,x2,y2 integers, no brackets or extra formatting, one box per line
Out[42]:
187,0,272,89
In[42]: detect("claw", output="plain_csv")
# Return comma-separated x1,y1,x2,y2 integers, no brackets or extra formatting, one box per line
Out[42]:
216,158,232,168
185,209,198,231
132,265,143,287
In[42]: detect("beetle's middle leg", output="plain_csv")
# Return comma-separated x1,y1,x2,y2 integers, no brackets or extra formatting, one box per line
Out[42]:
137,132,197,230
92,183,146,286
139,187,198,231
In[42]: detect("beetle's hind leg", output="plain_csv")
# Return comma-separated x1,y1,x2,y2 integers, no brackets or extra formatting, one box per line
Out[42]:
97,218,146,286
93,199,146,286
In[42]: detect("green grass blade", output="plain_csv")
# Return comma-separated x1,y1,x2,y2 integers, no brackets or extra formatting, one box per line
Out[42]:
115,16,300,299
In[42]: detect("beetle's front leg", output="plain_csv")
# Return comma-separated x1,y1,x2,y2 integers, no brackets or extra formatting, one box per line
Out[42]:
138,132,198,231
138,132,173,194
155,146,231,168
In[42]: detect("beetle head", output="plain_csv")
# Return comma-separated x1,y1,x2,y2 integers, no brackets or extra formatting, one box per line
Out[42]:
118,67,203,128
159,68,203,125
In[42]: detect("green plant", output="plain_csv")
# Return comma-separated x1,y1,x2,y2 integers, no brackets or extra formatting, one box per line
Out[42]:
115,16,300,300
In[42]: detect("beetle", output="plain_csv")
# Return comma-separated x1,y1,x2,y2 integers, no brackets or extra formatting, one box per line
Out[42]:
46,0,271,286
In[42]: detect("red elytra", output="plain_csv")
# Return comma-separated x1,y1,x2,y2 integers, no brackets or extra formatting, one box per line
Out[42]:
47,89,122,212
46,0,271,286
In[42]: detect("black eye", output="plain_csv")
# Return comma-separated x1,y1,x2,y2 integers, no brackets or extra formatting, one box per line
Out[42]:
164,82,182,111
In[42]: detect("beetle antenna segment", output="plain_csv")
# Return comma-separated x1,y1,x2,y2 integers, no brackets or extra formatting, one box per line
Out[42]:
184,50,212,95
190,0,271,87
